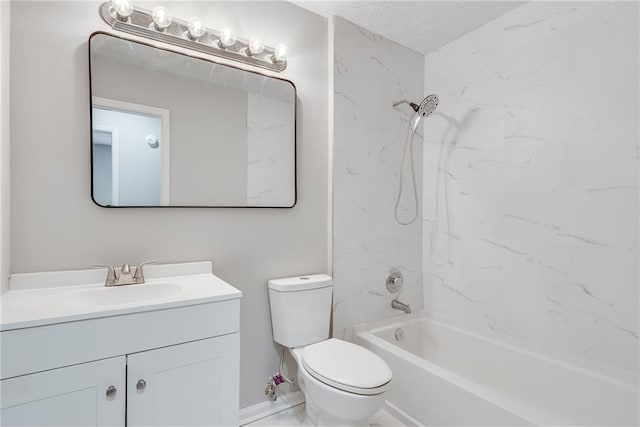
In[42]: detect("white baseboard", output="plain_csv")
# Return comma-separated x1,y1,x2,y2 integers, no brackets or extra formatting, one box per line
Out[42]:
384,400,424,427
240,391,305,425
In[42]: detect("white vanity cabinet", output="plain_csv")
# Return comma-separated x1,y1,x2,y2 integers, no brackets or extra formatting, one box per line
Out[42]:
127,334,239,426
0,262,242,427
1,336,240,427
1,357,126,426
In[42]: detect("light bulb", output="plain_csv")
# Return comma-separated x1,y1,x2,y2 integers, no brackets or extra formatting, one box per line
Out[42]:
247,37,264,56
187,16,205,40
273,43,288,63
151,6,172,30
110,0,133,20
218,27,236,48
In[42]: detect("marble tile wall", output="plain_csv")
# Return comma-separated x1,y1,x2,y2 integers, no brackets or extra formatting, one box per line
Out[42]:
422,2,639,373
333,17,424,339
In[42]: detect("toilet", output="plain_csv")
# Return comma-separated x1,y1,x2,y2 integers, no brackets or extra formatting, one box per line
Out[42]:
268,274,392,426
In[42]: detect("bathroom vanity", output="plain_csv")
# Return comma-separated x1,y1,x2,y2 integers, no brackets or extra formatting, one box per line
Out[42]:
0,262,241,426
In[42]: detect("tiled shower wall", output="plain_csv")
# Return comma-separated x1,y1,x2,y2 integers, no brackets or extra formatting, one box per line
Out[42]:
423,2,639,373
332,17,424,339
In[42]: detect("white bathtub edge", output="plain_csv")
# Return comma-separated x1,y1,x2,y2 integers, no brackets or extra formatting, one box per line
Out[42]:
357,313,639,426
362,310,639,388
357,329,537,425
383,400,425,427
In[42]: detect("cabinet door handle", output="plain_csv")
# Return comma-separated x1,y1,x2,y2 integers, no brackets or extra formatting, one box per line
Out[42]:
106,385,117,398
136,379,147,391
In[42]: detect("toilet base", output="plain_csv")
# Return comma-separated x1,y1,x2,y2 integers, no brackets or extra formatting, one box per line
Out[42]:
305,400,373,427
289,347,385,427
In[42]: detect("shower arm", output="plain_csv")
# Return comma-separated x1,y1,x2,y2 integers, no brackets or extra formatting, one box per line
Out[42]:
392,99,420,112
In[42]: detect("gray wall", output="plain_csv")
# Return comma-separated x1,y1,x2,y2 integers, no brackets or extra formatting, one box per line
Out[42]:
0,0,9,294
10,1,328,408
92,56,249,206
332,17,424,340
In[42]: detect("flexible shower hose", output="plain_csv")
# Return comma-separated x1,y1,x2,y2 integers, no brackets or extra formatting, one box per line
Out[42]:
394,112,422,225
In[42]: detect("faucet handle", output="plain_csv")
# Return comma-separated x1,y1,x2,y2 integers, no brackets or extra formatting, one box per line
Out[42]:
386,268,404,293
133,261,156,283
120,263,131,275
94,264,117,286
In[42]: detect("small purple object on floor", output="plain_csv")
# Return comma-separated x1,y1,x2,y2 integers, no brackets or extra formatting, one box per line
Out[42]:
272,373,285,385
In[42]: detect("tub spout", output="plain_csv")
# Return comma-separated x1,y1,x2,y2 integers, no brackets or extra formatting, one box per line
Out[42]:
391,298,411,314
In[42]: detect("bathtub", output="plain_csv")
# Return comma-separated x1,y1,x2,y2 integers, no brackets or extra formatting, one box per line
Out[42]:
355,313,639,426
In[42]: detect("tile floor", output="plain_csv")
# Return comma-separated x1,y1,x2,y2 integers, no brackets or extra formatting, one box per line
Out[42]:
246,403,405,426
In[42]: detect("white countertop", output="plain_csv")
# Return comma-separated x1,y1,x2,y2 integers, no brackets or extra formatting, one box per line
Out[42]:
0,261,242,331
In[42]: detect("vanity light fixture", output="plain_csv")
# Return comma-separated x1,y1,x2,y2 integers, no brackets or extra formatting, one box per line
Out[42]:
111,0,133,21
99,2,288,72
248,37,264,56
186,16,205,40
273,43,288,64
151,6,172,31
218,27,236,48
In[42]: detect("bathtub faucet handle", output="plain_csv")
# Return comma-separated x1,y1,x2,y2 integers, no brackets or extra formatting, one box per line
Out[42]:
386,268,404,293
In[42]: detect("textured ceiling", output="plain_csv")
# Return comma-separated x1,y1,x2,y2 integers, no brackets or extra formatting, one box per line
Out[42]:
292,1,525,54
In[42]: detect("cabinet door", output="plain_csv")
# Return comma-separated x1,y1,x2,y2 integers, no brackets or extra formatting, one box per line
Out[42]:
127,334,239,426
1,356,125,427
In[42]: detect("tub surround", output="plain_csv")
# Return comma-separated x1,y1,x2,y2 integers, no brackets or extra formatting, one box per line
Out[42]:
332,17,424,340
422,1,639,374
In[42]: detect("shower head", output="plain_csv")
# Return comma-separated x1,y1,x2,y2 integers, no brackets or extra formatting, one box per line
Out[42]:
417,94,439,117
392,94,439,117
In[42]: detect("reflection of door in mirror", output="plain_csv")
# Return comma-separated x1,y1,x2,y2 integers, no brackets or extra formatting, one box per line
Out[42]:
92,127,117,206
91,97,170,207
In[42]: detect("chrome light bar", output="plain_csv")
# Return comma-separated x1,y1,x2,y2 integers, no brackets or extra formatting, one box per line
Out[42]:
99,2,288,72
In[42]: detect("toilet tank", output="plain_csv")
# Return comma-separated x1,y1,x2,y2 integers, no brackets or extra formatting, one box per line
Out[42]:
268,274,333,348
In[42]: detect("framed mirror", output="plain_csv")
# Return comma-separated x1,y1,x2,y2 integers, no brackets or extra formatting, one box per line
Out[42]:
89,32,296,208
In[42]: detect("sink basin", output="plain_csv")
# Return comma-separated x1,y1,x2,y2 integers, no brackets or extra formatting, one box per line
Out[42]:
71,283,182,306
1,261,243,332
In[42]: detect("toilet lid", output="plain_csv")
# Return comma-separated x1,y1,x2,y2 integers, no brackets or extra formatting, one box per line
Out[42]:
302,339,392,395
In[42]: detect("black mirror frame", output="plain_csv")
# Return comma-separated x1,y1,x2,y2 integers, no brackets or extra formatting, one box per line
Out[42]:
88,31,297,209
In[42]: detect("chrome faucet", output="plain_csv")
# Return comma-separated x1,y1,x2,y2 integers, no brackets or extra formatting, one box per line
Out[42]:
391,298,411,314
94,262,156,287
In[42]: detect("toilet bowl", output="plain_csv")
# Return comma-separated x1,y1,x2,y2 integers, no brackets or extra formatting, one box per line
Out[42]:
268,275,392,426
290,339,391,426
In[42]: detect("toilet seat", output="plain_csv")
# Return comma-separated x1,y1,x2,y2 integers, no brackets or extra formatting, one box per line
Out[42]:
301,339,392,395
